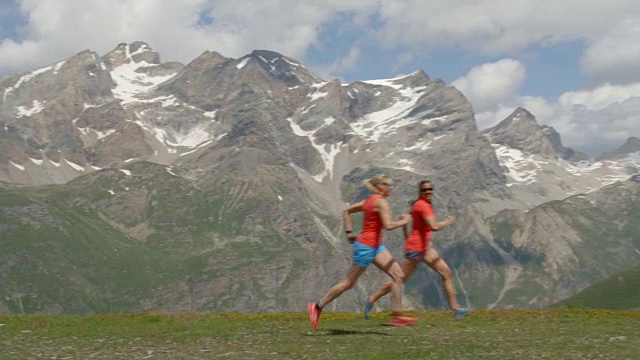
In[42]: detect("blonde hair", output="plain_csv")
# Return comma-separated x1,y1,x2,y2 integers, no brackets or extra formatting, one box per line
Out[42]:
364,174,391,194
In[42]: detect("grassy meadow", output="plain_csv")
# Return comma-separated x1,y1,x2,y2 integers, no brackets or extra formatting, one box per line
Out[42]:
1,308,639,359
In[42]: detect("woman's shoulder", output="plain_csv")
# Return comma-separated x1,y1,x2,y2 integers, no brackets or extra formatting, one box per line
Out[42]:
371,194,387,205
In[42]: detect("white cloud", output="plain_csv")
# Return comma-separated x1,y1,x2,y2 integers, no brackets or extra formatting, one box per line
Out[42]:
1,0,213,74
375,0,638,53
391,52,415,74
452,59,526,113
312,45,362,81
464,58,640,156
2,0,639,88
558,83,640,112
580,19,640,84
0,0,379,76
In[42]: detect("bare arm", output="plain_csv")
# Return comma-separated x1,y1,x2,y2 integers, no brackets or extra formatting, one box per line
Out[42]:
424,215,455,231
375,198,410,230
343,200,365,242
402,223,409,239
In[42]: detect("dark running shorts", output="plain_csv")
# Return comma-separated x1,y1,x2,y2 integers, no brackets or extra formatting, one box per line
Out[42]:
404,242,433,262
404,250,425,262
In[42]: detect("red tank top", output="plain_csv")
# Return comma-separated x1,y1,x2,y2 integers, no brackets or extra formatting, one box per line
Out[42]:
404,198,435,252
357,194,383,248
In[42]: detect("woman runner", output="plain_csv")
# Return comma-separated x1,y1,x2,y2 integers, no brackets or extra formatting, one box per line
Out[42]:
363,180,470,320
308,175,418,328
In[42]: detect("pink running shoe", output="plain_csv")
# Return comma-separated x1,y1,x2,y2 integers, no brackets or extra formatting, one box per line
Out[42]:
389,315,419,327
307,303,322,329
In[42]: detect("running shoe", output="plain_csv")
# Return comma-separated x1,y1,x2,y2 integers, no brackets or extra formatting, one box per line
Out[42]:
307,303,321,329
453,307,471,320
363,296,372,320
389,315,419,327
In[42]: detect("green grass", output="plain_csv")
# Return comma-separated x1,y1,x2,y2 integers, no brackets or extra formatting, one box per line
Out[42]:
1,309,639,359
556,264,640,310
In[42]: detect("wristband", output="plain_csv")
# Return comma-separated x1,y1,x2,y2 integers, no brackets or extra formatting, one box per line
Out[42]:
345,230,353,234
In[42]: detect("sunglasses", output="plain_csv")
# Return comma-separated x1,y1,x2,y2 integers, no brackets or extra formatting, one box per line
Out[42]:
420,187,434,192
382,183,393,186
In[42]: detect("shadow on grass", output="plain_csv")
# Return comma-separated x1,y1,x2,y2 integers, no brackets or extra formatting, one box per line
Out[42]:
303,329,390,336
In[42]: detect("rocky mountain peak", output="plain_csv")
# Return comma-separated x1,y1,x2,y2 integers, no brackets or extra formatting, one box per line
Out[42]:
241,49,320,86
501,107,536,126
597,137,640,161
541,125,589,162
392,69,431,87
483,107,557,157
102,41,160,69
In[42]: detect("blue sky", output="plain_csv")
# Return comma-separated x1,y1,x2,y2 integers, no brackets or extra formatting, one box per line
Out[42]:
1,0,639,156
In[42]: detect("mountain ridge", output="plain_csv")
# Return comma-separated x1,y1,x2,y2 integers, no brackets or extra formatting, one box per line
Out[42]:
1,41,639,314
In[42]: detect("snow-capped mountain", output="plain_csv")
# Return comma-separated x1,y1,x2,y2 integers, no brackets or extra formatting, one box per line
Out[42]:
1,42,639,314
483,107,639,208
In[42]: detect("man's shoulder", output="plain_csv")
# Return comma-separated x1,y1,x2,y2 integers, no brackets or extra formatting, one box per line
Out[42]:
414,199,434,212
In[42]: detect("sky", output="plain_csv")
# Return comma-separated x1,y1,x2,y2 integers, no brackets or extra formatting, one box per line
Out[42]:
1,0,639,157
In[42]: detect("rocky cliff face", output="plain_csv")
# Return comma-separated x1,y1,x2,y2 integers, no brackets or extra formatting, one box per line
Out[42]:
541,125,589,162
483,107,557,158
1,42,639,314
597,137,640,161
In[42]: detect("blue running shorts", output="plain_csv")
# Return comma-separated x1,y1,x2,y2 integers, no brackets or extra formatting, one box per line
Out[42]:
353,241,388,268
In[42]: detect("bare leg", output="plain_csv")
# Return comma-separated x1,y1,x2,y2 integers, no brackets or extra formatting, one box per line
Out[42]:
318,264,367,309
425,248,460,310
372,250,406,313
369,259,418,305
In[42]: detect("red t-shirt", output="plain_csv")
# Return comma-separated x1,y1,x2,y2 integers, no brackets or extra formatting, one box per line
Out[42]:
357,194,383,248
404,198,435,252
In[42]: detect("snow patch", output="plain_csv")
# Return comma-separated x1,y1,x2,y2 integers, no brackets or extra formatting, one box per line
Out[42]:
281,57,301,67
236,57,251,69
166,167,178,176
110,60,177,105
203,110,217,119
134,120,215,149
308,83,329,101
3,65,53,101
349,83,428,142
387,158,428,175
16,100,45,118
64,159,85,171
492,145,546,186
83,103,102,110
287,117,344,182
96,129,116,140
73,119,116,140
9,161,25,171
